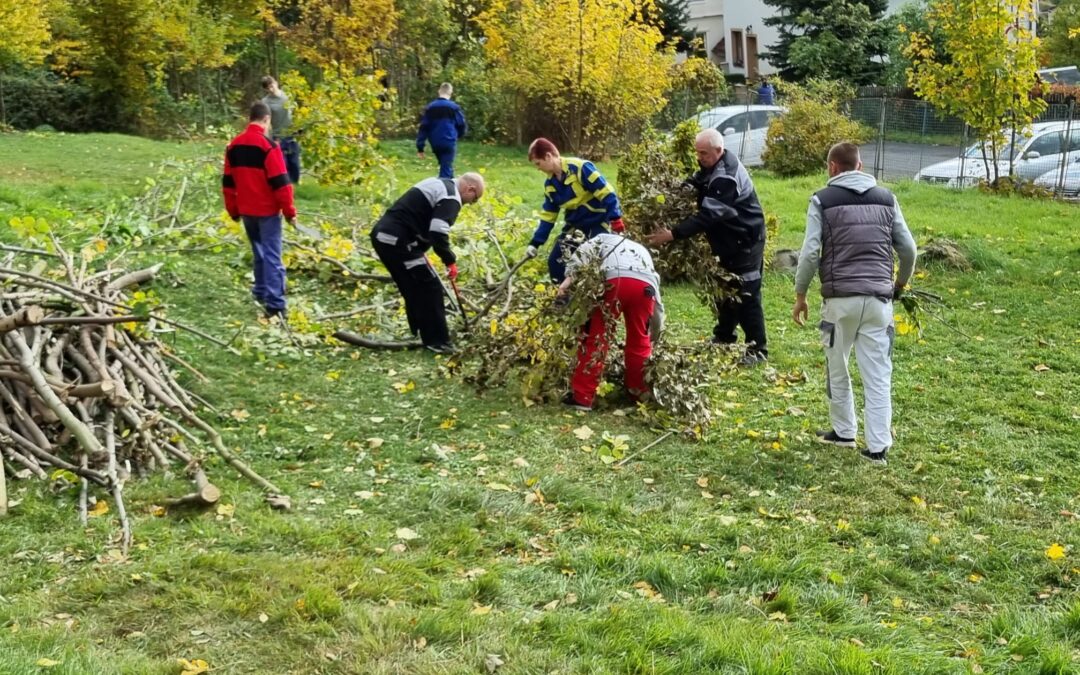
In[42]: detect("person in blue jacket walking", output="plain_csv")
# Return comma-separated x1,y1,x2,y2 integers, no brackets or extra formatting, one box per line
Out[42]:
416,83,467,179
525,137,625,282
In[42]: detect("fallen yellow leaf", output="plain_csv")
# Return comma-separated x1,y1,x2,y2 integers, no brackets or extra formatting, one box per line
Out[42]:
1046,543,1066,561
178,658,210,675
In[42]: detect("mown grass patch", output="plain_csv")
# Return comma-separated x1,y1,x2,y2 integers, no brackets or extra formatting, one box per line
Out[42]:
0,132,1078,673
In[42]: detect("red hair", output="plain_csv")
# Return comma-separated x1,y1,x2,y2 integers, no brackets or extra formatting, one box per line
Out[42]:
528,137,558,161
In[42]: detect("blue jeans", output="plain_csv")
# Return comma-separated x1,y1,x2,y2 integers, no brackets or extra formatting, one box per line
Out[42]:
275,137,301,184
547,223,611,282
432,144,456,179
242,215,287,312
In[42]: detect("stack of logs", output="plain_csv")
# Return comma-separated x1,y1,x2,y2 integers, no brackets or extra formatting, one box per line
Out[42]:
0,243,286,551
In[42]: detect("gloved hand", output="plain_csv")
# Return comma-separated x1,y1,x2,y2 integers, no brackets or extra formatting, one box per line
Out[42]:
892,284,904,301
525,245,539,259
447,263,459,281
610,217,625,233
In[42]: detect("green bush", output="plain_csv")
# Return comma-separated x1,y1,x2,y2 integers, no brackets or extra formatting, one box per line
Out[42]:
762,79,872,177
0,68,99,131
655,57,731,131
617,120,710,283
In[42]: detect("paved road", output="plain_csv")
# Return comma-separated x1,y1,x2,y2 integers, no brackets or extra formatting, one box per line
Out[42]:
859,141,963,182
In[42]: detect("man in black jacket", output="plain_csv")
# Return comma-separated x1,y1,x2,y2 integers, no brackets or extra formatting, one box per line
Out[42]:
371,173,484,353
646,128,768,364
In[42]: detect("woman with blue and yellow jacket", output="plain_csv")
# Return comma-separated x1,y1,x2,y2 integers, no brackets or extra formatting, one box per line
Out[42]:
524,137,625,281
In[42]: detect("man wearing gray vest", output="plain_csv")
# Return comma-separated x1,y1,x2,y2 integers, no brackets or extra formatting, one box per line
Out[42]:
792,142,917,465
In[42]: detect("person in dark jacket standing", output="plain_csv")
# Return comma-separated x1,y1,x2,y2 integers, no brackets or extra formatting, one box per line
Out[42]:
261,76,301,185
222,102,298,319
371,173,485,353
792,142,917,465
646,128,768,365
416,83,467,179
757,78,776,105
525,137,625,283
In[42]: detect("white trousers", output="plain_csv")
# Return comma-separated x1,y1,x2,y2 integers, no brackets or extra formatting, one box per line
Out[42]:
819,296,895,452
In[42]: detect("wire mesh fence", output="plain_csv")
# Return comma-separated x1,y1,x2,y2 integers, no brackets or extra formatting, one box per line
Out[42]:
849,97,1080,198
661,87,1080,200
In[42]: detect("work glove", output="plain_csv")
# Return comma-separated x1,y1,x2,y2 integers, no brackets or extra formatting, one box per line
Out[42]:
447,263,459,281
525,245,539,259
610,218,625,233
892,284,904,301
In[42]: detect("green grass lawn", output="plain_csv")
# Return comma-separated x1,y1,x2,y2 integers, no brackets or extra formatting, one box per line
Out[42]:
1,133,1080,674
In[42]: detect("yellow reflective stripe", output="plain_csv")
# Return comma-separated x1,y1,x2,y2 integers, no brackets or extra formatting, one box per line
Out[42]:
593,184,613,200
539,210,559,223
563,178,592,210
586,169,600,183
545,185,556,193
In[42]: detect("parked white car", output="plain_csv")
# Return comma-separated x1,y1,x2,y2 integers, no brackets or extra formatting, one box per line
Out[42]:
692,105,786,167
914,121,1080,187
1034,160,1080,198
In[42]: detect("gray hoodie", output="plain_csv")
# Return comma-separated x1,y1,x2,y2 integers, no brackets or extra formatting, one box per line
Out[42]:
261,91,292,137
794,171,917,296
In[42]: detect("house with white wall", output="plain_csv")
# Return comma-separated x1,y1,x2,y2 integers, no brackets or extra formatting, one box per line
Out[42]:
685,0,1013,80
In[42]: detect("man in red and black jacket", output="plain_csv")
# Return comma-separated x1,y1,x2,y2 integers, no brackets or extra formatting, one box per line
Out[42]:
222,102,298,318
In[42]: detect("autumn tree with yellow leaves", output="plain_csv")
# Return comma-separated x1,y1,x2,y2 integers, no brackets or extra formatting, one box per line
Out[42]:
479,0,673,155
285,0,397,74
903,0,1046,184
0,0,51,124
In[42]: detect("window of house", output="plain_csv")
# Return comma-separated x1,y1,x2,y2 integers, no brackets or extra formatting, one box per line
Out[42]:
731,29,744,67
691,31,708,60
712,37,726,62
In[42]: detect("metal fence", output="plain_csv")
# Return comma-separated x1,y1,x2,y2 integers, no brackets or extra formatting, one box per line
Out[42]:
849,98,1080,198
664,88,1080,199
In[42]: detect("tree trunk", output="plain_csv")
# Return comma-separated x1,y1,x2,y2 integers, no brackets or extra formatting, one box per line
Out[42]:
197,69,207,133
0,69,7,128
0,453,7,517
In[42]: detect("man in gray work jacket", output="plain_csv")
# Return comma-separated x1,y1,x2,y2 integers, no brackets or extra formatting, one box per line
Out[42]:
646,128,768,366
792,142,917,465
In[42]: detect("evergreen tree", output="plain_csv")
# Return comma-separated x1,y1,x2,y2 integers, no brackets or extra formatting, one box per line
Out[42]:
651,0,695,51
762,0,890,84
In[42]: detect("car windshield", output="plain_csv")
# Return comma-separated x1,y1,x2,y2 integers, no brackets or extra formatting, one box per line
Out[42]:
697,111,731,128
963,136,1029,161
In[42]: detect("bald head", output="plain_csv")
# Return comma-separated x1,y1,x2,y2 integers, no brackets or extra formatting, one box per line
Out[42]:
694,128,725,168
457,172,485,204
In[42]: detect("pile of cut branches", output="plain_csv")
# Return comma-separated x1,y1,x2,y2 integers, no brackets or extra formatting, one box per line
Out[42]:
0,242,287,550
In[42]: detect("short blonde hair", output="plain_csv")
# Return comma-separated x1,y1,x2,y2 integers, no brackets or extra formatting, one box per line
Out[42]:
438,82,453,97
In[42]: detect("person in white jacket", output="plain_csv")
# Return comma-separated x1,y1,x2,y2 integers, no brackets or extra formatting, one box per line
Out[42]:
557,233,663,411
792,142,917,465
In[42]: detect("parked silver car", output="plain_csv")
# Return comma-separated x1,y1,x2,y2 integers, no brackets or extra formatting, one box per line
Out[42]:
692,105,786,167
1034,160,1080,197
915,121,1080,187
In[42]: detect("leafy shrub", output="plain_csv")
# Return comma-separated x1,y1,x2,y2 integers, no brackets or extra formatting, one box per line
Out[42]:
655,57,731,130
979,175,1054,199
618,120,710,283
0,68,99,131
762,79,872,177
280,69,391,186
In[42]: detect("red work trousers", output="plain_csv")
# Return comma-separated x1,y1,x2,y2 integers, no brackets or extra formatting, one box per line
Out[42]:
571,277,655,406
